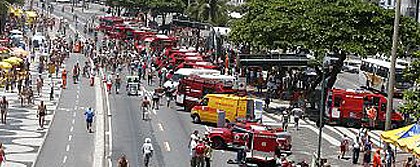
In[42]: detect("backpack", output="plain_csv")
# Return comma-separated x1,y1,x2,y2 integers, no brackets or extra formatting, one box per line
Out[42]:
195,143,206,156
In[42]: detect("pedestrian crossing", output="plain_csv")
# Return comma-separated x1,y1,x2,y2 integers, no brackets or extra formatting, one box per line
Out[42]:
263,112,385,148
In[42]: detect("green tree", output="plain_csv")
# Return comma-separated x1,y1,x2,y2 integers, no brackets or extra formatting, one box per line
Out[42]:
0,0,24,34
230,0,420,95
148,0,185,25
186,0,229,26
401,52,420,118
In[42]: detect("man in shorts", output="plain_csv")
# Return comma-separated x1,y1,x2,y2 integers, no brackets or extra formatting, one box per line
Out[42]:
84,107,95,133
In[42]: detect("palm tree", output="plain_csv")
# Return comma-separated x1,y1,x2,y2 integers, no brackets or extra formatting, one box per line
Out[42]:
187,0,229,26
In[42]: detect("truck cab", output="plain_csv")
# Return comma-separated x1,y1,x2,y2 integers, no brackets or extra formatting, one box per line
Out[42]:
325,88,404,129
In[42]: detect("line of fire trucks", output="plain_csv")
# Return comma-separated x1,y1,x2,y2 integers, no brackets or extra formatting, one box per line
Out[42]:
95,15,405,166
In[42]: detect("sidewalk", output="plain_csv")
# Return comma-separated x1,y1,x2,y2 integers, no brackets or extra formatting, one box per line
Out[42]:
0,30,64,166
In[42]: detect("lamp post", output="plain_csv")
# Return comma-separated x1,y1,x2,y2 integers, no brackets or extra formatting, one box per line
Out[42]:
316,57,331,166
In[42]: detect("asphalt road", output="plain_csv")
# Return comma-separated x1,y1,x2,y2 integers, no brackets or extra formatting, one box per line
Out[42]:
35,53,96,167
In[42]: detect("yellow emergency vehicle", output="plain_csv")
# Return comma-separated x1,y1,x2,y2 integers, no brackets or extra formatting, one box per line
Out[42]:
190,94,264,124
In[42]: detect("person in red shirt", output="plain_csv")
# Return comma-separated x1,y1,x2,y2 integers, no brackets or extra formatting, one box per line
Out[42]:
373,149,382,167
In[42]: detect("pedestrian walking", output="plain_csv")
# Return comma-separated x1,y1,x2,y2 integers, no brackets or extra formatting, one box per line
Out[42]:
373,149,382,167
195,139,206,167
142,138,154,167
152,91,160,110
84,107,95,133
291,106,303,130
338,134,350,159
362,140,372,167
0,142,5,166
117,154,129,167
36,76,43,96
0,96,8,124
37,101,47,129
203,135,213,167
49,79,54,101
62,69,67,89
385,146,395,167
352,137,361,164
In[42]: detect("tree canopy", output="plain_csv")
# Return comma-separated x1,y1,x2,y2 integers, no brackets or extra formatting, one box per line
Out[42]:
186,0,229,26
230,0,420,56
230,0,420,111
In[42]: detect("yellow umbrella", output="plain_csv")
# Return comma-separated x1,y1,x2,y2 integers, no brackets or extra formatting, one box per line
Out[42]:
3,58,20,65
11,48,29,57
396,135,420,151
0,62,12,69
381,124,414,144
7,57,23,63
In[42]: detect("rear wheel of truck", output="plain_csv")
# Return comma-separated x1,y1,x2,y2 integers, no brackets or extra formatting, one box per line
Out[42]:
212,137,226,149
192,114,201,124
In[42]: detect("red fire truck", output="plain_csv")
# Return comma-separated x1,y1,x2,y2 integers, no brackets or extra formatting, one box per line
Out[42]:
176,74,237,111
96,16,124,32
135,35,177,53
324,88,404,129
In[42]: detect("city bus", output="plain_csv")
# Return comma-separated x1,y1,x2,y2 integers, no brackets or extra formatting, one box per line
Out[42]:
358,58,412,97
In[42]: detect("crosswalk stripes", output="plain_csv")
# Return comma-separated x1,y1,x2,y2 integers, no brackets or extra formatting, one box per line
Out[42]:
264,112,385,147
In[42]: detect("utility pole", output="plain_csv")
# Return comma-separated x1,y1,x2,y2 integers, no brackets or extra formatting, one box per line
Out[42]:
316,57,329,166
416,0,420,22
385,0,401,131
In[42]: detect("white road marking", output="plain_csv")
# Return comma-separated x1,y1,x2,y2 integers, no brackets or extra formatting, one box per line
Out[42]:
152,109,157,115
72,119,75,124
164,142,171,152
74,106,78,110
66,144,70,152
68,135,72,141
158,123,164,131
62,156,67,164
70,126,74,132
73,112,76,117
204,125,210,132
76,94,79,99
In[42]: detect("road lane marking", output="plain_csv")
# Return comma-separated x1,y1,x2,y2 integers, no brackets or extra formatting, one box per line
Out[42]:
70,126,74,132
68,135,73,141
152,109,157,115
62,156,67,164
77,94,79,99
164,142,171,152
74,106,78,110
66,144,70,152
158,123,164,131
204,125,210,132
72,119,75,124
73,112,76,117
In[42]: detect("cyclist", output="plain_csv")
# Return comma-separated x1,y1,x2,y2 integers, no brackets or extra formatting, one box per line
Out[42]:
142,97,150,120
117,154,129,167
84,107,95,133
142,138,154,167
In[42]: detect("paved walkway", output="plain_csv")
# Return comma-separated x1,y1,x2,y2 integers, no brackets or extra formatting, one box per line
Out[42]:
0,31,64,166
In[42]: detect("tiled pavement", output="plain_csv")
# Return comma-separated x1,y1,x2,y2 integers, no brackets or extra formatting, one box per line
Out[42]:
0,42,64,166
